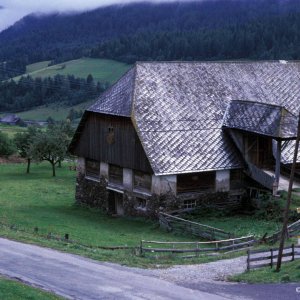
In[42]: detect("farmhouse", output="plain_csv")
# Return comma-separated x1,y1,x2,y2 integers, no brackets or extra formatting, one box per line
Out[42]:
69,61,300,216
0,114,23,125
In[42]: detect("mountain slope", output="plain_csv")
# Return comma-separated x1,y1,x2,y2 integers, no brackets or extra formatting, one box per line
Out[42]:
0,0,299,68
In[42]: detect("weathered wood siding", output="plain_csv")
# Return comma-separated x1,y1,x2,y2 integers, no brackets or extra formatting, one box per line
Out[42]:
74,112,152,173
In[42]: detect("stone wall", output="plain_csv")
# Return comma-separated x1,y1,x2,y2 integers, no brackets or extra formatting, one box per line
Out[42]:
75,173,108,209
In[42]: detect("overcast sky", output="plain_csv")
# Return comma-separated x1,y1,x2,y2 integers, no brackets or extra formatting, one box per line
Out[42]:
0,0,192,32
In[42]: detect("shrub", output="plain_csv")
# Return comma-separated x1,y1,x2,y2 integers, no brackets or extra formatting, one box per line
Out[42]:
0,131,15,156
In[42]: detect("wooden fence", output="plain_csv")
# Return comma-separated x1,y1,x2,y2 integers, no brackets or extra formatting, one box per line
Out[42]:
159,212,234,241
140,235,255,257
247,244,300,270
266,219,300,243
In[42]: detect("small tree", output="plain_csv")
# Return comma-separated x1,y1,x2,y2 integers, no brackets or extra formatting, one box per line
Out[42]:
14,126,39,173
30,125,70,176
0,131,15,156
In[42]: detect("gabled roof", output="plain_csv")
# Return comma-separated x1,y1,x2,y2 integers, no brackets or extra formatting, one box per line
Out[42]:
77,61,300,175
223,100,298,140
88,68,135,117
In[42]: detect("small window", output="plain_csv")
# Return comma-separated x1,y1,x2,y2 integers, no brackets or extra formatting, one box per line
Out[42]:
183,199,197,209
135,197,147,211
106,127,115,144
109,164,123,185
85,159,100,179
134,170,152,192
177,171,215,193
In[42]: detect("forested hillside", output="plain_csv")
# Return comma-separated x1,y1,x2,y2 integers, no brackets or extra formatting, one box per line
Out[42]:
0,74,107,112
0,0,299,76
0,0,300,114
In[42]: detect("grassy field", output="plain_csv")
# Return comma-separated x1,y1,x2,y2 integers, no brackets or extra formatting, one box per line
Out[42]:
0,163,209,267
17,100,93,121
188,215,281,238
0,124,27,139
0,277,60,300
26,61,51,73
6,58,131,121
13,58,131,84
230,259,300,283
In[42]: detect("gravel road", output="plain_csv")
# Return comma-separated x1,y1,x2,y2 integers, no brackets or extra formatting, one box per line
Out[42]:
0,238,299,300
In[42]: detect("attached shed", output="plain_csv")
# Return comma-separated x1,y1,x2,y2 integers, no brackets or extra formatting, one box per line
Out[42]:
69,61,300,216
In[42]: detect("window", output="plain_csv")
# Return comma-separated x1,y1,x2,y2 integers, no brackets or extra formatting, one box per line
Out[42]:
135,197,147,211
134,170,152,192
109,164,123,185
106,126,115,144
85,159,100,179
183,199,197,209
230,169,243,189
177,171,215,193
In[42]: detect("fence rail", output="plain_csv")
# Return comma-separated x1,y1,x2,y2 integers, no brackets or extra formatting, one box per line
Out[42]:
247,244,300,270
159,212,234,241
266,219,300,243
140,235,255,257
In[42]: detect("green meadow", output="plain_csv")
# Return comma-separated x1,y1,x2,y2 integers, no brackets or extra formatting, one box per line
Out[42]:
14,58,131,84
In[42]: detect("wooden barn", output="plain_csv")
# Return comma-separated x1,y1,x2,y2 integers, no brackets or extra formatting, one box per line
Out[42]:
69,61,300,216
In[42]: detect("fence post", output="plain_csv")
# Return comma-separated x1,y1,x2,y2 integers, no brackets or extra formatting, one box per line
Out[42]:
196,242,199,257
247,249,250,271
292,244,295,261
140,240,143,256
270,248,273,268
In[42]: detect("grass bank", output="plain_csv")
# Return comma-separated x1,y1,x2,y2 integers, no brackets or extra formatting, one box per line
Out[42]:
230,259,300,283
0,276,61,300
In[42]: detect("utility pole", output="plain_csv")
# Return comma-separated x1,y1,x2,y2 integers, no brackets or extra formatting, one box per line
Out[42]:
276,111,300,272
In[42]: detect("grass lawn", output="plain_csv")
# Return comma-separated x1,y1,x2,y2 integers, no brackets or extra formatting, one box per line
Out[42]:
185,214,281,238
13,58,131,84
0,277,61,300
0,162,215,267
230,259,300,283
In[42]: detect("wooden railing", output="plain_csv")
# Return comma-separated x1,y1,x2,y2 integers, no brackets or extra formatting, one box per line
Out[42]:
247,244,300,270
140,235,255,257
266,219,300,243
159,212,233,241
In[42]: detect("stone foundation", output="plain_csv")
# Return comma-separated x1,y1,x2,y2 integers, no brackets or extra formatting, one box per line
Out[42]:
75,173,108,209
75,172,242,217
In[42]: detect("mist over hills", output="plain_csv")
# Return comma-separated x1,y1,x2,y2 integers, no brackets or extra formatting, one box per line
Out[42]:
0,0,300,77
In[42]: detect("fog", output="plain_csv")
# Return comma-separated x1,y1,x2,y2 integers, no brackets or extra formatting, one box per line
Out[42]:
0,0,202,31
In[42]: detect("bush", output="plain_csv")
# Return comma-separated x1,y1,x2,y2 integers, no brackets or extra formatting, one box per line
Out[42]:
0,131,15,156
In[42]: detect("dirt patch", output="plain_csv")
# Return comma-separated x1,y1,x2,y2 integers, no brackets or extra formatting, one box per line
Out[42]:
0,155,26,164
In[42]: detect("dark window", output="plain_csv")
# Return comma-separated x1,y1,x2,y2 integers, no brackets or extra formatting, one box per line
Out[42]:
177,171,215,193
230,169,243,189
109,164,123,185
85,159,100,179
135,197,147,210
134,170,152,192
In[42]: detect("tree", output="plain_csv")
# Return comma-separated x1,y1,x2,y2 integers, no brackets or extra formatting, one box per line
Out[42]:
0,132,15,156
30,125,71,176
14,126,39,173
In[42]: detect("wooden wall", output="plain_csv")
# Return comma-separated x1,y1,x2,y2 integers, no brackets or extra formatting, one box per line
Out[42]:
73,112,152,173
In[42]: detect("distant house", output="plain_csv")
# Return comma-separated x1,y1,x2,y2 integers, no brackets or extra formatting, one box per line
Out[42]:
0,114,23,125
69,61,300,216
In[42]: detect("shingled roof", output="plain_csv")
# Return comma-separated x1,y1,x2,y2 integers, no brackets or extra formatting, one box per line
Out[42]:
223,100,298,140
86,61,300,175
